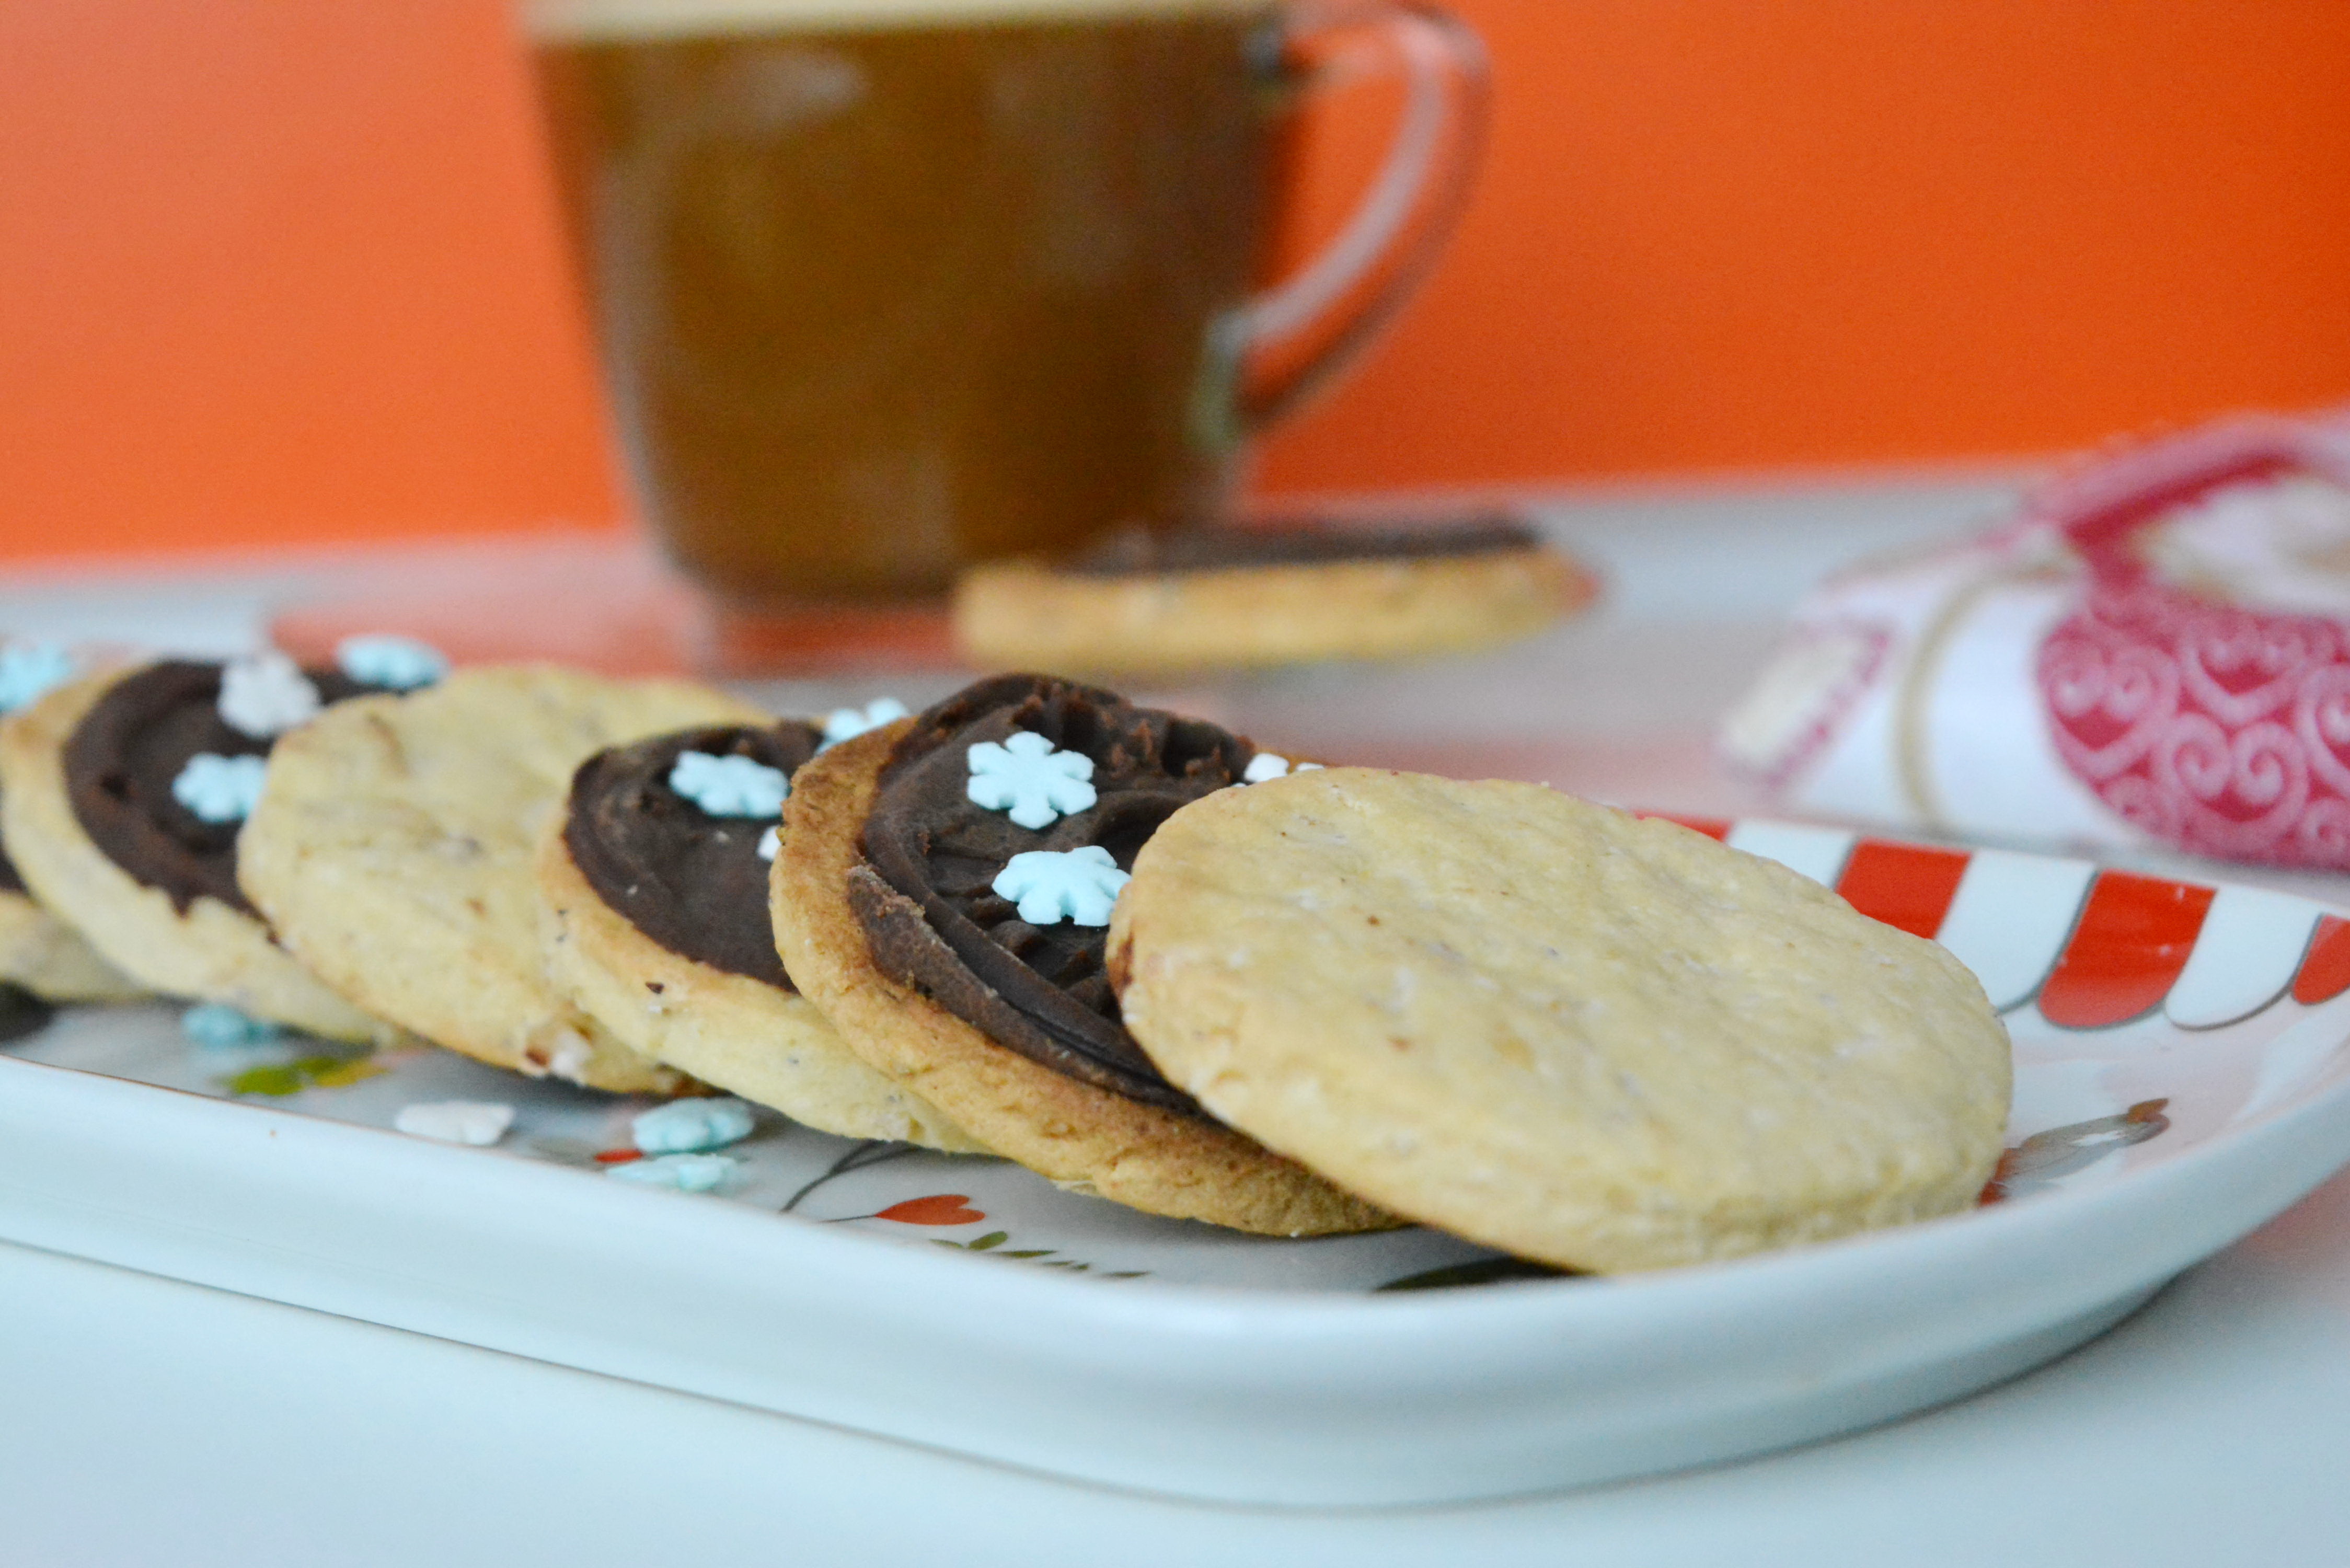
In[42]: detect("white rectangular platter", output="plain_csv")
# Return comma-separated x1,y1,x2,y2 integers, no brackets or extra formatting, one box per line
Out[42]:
6,821,2350,1505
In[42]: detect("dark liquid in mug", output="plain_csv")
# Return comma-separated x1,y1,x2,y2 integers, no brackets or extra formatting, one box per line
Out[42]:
535,5,1283,601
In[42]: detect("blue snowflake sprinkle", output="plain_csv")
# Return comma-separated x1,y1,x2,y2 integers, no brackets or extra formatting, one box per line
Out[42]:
607,1152,735,1193
819,697,911,752
181,1002,280,1048
669,751,789,817
0,642,74,714
172,753,268,824
967,731,1096,829
631,1096,757,1155
337,634,448,691
992,845,1130,927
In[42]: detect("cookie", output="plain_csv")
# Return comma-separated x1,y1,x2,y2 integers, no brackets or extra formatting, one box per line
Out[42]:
0,887,139,1002
0,886,139,1002
0,662,399,1038
239,664,759,1090
769,674,1390,1235
537,721,984,1149
0,639,137,1002
1107,769,2013,1273
952,516,1596,677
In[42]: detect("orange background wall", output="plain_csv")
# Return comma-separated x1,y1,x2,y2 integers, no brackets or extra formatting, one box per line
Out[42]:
4,1,2349,562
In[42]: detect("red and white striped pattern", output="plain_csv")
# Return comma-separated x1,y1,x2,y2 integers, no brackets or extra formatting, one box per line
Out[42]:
1643,813,2350,1030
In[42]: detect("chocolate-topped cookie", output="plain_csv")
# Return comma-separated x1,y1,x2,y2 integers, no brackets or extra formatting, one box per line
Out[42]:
952,515,1596,677
565,723,819,988
770,675,1389,1236
0,658,408,1039
537,720,983,1149
850,674,1275,1112
64,659,372,916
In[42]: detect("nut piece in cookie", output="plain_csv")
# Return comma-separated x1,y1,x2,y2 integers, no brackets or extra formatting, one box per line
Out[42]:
238,663,761,1090
537,720,984,1149
1107,769,2014,1273
769,672,1391,1236
952,516,1596,678
0,658,412,1037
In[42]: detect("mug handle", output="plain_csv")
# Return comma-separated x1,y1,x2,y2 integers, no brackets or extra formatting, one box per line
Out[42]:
1234,1,1491,433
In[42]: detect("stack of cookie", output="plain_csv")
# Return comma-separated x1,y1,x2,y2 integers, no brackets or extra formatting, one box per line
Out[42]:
0,637,2012,1274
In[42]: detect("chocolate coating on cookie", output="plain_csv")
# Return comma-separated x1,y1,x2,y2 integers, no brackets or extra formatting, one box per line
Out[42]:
1064,515,1541,576
563,722,820,988
853,674,1255,1112
64,660,370,915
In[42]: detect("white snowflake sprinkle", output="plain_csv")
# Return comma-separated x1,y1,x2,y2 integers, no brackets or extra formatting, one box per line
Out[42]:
992,845,1130,927
394,1101,515,1147
819,696,912,751
757,824,780,862
632,1096,756,1154
172,753,268,824
1240,753,1326,785
217,651,321,738
337,633,448,690
670,750,789,816
0,642,74,714
607,1152,735,1192
967,731,1097,829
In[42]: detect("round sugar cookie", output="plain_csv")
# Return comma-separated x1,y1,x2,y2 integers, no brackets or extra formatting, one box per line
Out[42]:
0,670,391,1038
1105,769,2013,1273
534,723,985,1151
952,517,1595,678
0,886,140,1002
239,664,761,1091
769,720,1391,1236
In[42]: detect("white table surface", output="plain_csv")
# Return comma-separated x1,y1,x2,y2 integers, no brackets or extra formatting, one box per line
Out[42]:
8,476,2350,1565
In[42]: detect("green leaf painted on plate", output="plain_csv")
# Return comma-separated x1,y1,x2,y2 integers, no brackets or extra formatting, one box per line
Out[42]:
223,1063,307,1097
220,1051,379,1097
924,1233,1147,1279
